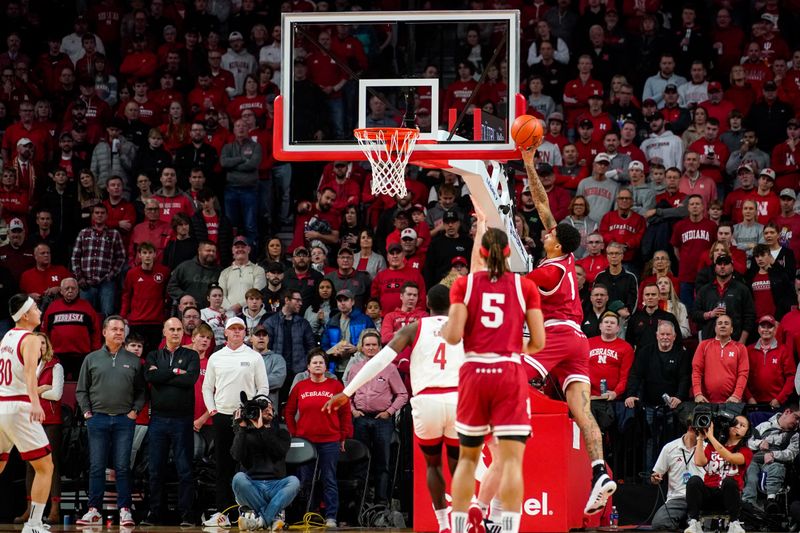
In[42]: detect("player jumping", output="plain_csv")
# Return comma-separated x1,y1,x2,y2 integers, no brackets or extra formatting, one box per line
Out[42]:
0,294,54,533
442,205,545,533
520,146,617,514
323,284,464,533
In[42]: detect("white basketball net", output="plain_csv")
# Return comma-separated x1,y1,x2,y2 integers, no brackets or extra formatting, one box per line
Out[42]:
354,127,419,198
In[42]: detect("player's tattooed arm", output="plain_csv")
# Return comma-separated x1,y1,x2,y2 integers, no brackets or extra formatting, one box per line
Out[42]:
520,147,557,231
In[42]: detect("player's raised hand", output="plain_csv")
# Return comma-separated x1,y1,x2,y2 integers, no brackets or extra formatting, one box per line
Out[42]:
322,392,349,413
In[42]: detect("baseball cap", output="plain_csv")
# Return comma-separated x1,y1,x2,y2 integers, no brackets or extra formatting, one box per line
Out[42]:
232,235,249,246
607,300,625,313
642,98,657,107
594,153,611,164
708,81,722,93
410,203,425,214
400,228,417,241
266,261,285,273
715,255,733,265
293,246,309,256
252,324,268,336
628,160,644,171
764,80,778,91
225,317,245,329
737,163,754,174
8,218,24,232
758,314,777,326
548,112,564,123
387,242,403,253
664,84,678,93
780,188,797,200
588,92,604,100
578,118,594,129
451,256,468,267
228,31,244,41
337,246,354,255
442,210,459,223
16,138,32,147
336,289,354,300
759,168,776,180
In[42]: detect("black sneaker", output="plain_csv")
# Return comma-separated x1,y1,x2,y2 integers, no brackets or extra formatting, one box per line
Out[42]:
180,516,195,528
140,513,161,527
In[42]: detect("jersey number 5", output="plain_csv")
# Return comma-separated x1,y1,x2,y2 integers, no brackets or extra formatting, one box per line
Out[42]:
481,293,505,328
434,343,447,370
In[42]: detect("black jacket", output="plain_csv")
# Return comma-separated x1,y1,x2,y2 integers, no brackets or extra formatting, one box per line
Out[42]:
133,145,173,182
594,268,638,313
284,267,323,315
231,422,291,480
691,278,755,342
162,237,200,272
191,210,234,265
144,346,200,418
581,302,605,338
747,99,793,152
625,342,691,406
423,233,473,288
174,142,219,187
625,308,682,351
745,262,795,321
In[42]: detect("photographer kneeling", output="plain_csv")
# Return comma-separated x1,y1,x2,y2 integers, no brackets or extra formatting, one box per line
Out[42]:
685,417,753,533
231,395,300,532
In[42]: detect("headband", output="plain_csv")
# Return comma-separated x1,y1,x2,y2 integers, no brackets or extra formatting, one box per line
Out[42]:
12,297,34,323
479,245,511,258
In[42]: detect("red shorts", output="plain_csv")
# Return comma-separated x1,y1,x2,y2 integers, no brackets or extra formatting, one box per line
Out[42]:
455,359,531,438
524,325,590,392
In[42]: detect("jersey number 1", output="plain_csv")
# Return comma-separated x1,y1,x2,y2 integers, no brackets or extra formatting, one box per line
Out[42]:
433,343,447,370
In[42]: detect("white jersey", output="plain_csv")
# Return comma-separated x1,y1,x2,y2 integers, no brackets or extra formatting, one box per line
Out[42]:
0,328,31,402
408,316,464,395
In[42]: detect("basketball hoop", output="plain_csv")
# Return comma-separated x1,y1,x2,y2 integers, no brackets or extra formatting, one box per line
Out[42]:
354,127,419,197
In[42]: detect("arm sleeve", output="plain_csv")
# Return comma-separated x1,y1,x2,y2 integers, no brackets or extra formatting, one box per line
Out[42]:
342,345,398,397
41,363,64,401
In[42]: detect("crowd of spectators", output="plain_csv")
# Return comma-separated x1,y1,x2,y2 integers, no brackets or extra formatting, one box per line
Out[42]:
8,0,800,529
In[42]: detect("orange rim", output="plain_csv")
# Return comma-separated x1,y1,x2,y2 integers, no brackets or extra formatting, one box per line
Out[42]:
353,127,420,141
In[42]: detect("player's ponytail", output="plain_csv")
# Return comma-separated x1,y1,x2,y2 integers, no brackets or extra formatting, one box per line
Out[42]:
480,227,510,281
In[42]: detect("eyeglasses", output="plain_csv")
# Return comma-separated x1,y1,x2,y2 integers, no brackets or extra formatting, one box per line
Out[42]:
607,251,623,256
617,197,633,201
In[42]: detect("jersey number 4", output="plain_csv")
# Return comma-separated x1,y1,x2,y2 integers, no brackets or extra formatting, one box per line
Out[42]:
480,293,505,328
433,343,447,370
0,359,12,386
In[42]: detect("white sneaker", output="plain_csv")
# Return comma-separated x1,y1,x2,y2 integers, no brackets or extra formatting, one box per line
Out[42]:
684,518,704,533
325,518,337,528
22,521,51,533
203,512,232,528
119,508,135,527
76,508,102,526
727,520,746,533
584,473,617,515
270,518,284,532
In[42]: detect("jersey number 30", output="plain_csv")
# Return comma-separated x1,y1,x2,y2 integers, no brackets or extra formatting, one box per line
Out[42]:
0,359,12,386
480,293,505,328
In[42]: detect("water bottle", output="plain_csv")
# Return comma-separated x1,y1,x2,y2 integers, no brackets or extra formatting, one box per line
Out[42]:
610,506,619,529
600,379,608,395
662,393,672,407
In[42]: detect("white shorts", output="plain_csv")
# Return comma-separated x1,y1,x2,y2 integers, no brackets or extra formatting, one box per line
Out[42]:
0,402,51,461
411,392,458,447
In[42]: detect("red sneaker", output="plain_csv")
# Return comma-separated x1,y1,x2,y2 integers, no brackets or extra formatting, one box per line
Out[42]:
466,504,485,533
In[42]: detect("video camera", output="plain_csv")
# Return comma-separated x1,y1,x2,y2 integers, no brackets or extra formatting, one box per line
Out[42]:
238,391,271,422
692,404,737,442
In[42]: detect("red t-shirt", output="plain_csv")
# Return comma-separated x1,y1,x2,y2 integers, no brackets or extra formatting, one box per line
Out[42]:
754,192,780,225
723,188,758,223
450,271,540,356
670,218,717,282
703,443,753,490
203,213,219,242
194,356,212,425
588,336,635,396
751,271,775,319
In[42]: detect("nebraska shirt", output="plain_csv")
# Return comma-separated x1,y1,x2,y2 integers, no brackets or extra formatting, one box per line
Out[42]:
702,442,753,490
588,336,635,396
670,218,717,282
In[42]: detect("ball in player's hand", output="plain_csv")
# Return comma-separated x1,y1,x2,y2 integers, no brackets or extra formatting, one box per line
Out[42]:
511,114,545,150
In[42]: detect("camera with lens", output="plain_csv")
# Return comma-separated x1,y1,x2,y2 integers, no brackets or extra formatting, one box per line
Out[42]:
237,391,271,423
692,404,736,442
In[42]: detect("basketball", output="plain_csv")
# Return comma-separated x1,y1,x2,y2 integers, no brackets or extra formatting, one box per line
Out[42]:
511,114,544,149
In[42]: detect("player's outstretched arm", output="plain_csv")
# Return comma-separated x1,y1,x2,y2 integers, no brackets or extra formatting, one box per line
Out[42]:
469,200,488,273
21,334,45,423
521,147,557,231
322,322,419,413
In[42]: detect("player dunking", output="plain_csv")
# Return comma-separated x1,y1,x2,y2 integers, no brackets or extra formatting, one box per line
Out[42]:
0,294,54,533
520,147,617,514
442,206,545,533
323,284,464,533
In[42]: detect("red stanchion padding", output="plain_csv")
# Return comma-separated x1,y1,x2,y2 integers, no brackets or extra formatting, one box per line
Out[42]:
412,389,592,532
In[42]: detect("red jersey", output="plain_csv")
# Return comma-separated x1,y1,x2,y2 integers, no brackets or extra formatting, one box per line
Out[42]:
526,254,582,327
703,443,752,490
450,271,540,356
670,217,717,282
588,336,635,396
723,187,758,223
